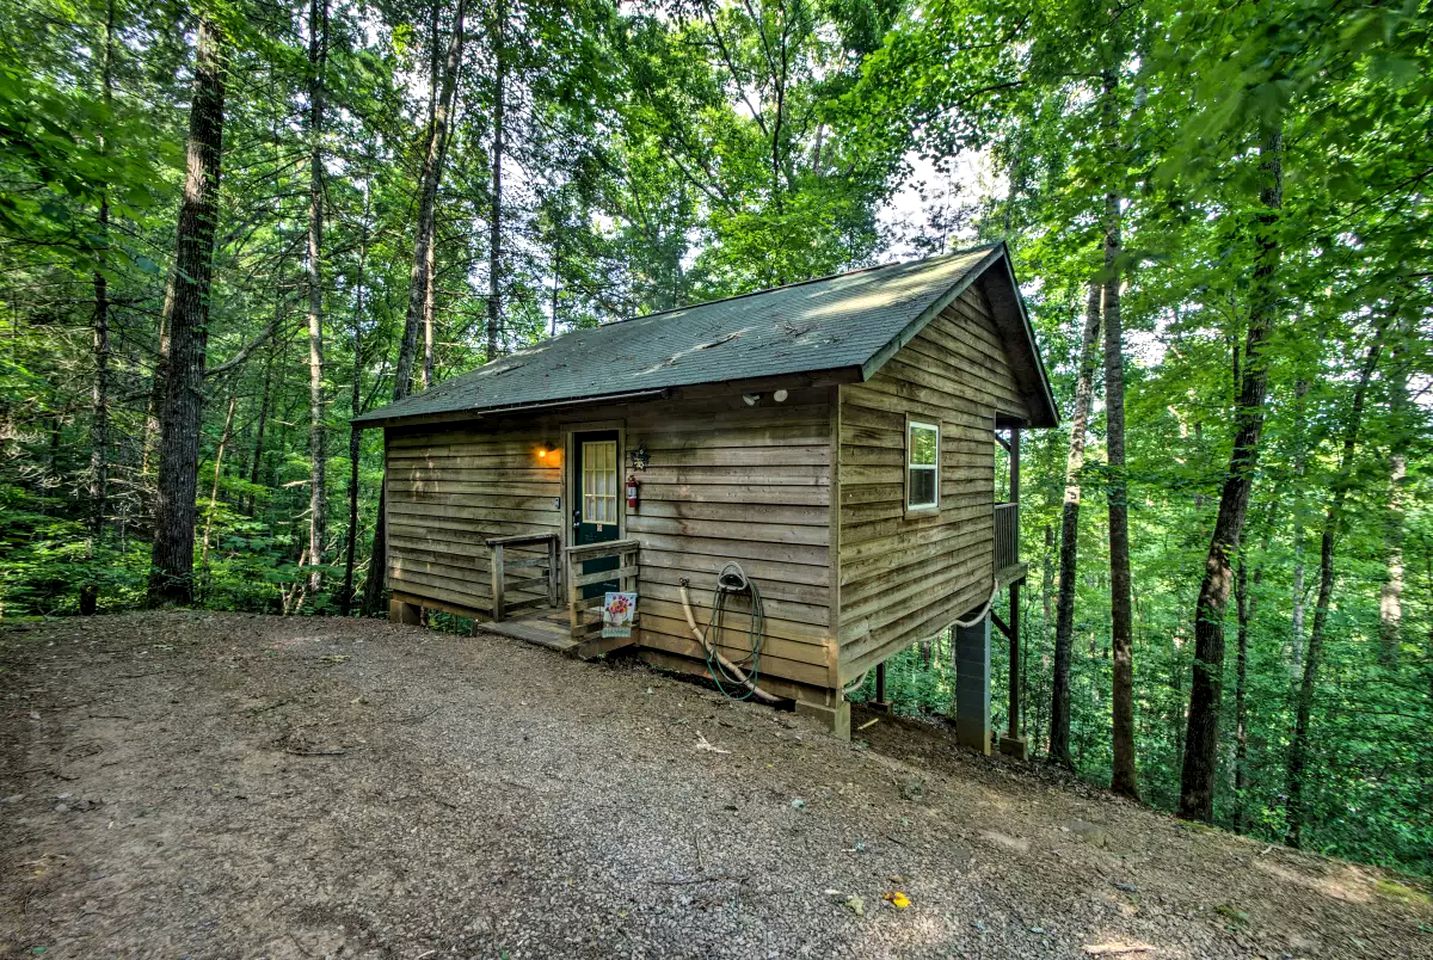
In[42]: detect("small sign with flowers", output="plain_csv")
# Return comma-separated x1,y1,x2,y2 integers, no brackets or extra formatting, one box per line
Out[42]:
602,592,637,638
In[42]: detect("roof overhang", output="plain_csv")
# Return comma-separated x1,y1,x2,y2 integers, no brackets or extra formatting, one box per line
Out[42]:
859,241,1058,428
358,388,673,431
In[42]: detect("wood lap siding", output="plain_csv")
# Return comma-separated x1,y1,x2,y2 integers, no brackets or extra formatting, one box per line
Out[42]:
624,386,834,689
382,384,837,690
837,284,1030,680
386,427,563,613
382,282,1028,694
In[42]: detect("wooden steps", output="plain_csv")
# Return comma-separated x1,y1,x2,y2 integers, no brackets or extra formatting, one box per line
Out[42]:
481,606,636,661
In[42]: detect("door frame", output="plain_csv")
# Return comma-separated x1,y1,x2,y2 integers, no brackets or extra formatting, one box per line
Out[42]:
563,419,626,602
561,417,626,548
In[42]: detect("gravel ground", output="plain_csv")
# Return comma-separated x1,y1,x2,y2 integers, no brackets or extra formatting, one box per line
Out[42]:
1,611,1429,960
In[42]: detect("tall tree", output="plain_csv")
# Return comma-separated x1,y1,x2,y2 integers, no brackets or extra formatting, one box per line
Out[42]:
1285,331,1384,847
80,0,117,615
485,0,506,360
305,0,329,594
340,189,370,616
147,16,228,606
362,0,468,616
1049,280,1101,768
1100,63,1137,801
1379,316,1410,667
1232,555,1255,828
1178,124,1282,822
1288,377,1311,672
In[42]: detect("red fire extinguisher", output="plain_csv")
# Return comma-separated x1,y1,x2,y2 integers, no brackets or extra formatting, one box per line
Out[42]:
626,474,640,510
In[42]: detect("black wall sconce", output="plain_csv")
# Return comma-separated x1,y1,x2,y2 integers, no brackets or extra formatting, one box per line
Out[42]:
628,441,650,471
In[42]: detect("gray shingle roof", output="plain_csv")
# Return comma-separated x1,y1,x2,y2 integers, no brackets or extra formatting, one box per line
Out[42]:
355,242,1057,428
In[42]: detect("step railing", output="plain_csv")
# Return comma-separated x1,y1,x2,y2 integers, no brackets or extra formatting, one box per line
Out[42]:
994,502,1019,573
565,538,640,641
485,532,560,621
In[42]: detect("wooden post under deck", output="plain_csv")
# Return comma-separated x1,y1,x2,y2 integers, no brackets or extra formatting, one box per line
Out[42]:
869,660,891,714
1007,580,1021,739
998,425,1029,760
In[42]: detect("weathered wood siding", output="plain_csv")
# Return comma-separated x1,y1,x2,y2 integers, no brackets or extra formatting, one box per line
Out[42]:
384,383,837,690
386,424,564,613
836,283,1030,680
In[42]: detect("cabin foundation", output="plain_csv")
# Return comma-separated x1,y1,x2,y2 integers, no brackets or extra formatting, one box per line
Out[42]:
795,694,851,740
389,599,422,625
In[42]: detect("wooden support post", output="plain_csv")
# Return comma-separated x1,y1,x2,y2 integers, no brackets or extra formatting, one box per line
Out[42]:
869,660,892,714
1007,581,1020,737
490,541,506,622
795,692,851,740
954,613,991,755
389,598,422,625
999,579,1029,760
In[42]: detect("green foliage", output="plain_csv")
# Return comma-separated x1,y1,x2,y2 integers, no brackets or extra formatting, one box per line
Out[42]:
0,0,1428,881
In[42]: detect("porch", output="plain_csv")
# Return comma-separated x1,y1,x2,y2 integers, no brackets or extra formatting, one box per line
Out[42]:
480,533,641,661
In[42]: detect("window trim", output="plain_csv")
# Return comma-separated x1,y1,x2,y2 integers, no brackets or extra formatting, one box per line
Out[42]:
904,415,940,515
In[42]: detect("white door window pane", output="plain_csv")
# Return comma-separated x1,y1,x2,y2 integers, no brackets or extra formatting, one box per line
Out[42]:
582,440,618,525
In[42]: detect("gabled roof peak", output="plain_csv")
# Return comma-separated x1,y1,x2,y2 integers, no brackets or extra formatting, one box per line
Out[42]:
356,243,1057,429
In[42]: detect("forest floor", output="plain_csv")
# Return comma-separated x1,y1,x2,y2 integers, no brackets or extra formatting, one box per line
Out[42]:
1,612,1430,960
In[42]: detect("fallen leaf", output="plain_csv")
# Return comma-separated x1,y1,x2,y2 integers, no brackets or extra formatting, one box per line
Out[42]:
883,890,911,910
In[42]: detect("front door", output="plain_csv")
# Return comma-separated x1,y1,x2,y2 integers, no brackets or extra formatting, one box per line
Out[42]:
572,430,621,599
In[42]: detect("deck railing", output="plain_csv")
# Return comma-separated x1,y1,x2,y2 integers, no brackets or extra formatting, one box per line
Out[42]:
565,538,640,641
994,502,1019,573
485,533,560,621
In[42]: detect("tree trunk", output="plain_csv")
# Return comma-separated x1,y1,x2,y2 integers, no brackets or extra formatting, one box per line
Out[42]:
147,17,226,607
1178,125,1282,823
1289,377,1310,673
80,0,116,616
245,344,274,516
486,0,505,361
304,0,329,596
391,0,465,402
200,390,238,568
362,0,466,616
1379,323,1408,667
141,278,174,480
1101,72,1137,799
1285,333,1383,847
340,191,370,616
1233,557,1251,829
422,235,436,389
550,239,561,337
1049,281,1102,768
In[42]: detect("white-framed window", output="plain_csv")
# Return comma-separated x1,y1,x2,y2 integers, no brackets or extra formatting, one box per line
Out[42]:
906,419,939,512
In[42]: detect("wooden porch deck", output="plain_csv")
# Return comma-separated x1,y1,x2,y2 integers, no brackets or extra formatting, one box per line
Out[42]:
476,535,642,661
481,604,638,661
481,606,576,652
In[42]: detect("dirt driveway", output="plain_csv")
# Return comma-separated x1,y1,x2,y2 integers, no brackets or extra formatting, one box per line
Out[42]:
1,612,1429,959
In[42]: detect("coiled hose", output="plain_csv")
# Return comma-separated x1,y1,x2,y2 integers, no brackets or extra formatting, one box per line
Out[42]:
679,562,780,704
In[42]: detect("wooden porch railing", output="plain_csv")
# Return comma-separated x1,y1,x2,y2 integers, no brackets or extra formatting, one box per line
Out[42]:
565,538,640,642
994,502,1019,573
485,533,560,621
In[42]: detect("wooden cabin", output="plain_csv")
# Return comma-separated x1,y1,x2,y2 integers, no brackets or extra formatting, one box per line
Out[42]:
354,243,1058,746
